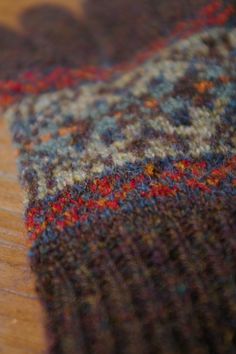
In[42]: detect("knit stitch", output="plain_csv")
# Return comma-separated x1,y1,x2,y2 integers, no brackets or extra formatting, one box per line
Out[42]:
2,1,236,353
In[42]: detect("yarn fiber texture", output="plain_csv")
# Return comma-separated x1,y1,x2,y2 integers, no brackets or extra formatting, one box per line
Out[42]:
2,1,236,353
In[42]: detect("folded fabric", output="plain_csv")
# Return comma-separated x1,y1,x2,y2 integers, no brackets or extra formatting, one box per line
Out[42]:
2,1,236,353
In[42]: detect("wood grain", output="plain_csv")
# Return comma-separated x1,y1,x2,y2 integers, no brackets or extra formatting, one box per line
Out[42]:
0,119,46,354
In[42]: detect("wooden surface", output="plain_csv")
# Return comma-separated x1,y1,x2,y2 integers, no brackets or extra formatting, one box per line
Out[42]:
0,119,46,354
0,2,82,353
0,0,81,31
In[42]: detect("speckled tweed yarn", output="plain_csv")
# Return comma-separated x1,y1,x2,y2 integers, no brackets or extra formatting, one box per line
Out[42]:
2,1,236,353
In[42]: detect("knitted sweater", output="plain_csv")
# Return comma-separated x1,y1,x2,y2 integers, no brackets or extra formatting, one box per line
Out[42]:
1,1,236,353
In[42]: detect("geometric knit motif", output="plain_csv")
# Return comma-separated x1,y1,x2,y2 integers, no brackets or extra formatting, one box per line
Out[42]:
2,1,236,353
5,25,236,202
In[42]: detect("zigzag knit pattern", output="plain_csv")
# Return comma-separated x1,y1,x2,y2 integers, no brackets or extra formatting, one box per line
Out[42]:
2,1,236,353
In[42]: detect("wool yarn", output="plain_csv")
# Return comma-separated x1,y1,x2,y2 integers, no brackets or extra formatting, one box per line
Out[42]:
2,1,236,353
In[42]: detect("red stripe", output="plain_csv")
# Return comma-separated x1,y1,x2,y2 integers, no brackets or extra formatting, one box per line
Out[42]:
26,156,236,241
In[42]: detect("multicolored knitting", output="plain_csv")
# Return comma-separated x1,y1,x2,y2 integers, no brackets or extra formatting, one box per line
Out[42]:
2,0,236,353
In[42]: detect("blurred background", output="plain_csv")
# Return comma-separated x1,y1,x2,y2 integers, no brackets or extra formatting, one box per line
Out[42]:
0,0,208,80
